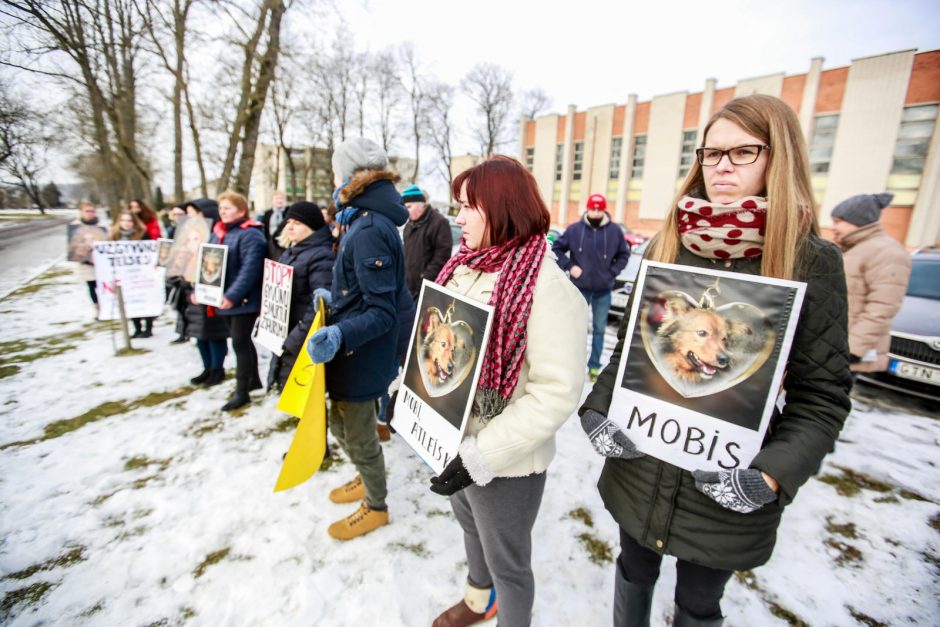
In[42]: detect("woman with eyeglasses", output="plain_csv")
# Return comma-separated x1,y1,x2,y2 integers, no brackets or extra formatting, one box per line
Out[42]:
580,94,851,626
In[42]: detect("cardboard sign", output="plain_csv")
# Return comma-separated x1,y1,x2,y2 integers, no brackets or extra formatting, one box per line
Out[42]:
252,259,294,356
67,224,107,263
608,261,806,472
164,216,211,281
155,238,173,268
93,240,165,320
194,243,227,307
392,280,494,474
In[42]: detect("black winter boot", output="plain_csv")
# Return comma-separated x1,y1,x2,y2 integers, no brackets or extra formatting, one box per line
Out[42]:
131,319,143,338
202,369,226,387
221,390,250,412
614,561,654,627
190,370,211,385
140,318,153,338
673,604,723,626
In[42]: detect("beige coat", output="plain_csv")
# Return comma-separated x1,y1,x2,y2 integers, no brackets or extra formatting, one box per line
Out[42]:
444,248,588,483
840,223,911,372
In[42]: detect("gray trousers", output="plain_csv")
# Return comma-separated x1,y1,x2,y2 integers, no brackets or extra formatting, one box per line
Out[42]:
449,472,547,627
328,399,387,509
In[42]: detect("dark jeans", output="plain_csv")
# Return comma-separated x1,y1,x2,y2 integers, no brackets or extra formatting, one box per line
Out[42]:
132,317,154,333
197,338,228,370
86,280,98,304
618,528,733,620
579,289,612,370
223,312,259,393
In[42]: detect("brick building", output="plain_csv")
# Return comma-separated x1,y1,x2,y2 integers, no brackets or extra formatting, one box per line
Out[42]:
520,48,940,247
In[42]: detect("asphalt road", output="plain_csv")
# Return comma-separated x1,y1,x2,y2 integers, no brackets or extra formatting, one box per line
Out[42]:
0,216,73,298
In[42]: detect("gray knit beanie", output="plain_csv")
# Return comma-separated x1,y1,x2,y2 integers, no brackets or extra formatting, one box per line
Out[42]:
831,193,894,226
331,137,388,182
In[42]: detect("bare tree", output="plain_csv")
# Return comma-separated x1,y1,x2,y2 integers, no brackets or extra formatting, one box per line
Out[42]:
424,80,456,203
519,87,551,119
215,0,288,195
370,50,401,153
398,43,426,183
461,63,514,158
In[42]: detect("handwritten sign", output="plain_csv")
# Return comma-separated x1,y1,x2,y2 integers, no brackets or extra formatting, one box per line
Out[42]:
253,259,294,355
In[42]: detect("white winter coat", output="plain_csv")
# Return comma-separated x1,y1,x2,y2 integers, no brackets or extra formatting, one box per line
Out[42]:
444,249,588,484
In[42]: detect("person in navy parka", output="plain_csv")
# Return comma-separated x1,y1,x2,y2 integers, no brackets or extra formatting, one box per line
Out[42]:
211,190,266,412
307,137,415,541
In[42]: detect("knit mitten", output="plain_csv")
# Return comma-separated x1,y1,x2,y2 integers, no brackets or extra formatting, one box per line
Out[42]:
580,409,645,459
312,287,332,309
307,325,342,364
692,468,778,514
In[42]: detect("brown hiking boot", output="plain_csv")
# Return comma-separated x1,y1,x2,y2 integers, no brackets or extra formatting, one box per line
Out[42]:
377,422,391,442
329,474,365,504
327,502,389,540
432,583,498,627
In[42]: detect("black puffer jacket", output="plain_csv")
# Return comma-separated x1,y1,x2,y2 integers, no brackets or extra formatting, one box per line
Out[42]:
180,283,229,341
403,206,452,299
268,226,335,390
581,236,852,571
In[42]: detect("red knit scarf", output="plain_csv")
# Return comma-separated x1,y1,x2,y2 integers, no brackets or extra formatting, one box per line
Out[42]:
436,235,546,418
677,195,767,259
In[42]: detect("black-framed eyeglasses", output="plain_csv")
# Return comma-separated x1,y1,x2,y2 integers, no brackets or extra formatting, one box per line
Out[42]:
695,144,770,166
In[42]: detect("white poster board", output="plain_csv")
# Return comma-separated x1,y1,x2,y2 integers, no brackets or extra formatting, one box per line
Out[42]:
252,259,294,356
392,281,494,474
194,243,228,307
608,261,806,472
93,240,165,320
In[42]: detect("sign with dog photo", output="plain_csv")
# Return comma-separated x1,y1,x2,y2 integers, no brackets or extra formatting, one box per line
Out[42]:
193,243,227,307
608,261,805,473
393,280,494,474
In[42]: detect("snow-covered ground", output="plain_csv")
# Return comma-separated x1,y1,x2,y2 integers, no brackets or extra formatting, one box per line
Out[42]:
1,263,938,626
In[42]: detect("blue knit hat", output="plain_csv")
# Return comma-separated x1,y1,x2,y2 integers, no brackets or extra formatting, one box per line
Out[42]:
401,185,426,204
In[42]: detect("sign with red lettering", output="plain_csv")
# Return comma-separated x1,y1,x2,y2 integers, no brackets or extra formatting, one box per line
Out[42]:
608,261,805,472
252,259,294,355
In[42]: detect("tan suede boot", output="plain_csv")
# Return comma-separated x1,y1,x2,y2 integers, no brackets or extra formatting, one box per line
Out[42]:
432,582,498,627
329,474,365,504
327,502,389,540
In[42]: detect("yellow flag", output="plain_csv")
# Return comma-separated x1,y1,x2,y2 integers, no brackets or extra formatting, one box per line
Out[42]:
273,302,327,492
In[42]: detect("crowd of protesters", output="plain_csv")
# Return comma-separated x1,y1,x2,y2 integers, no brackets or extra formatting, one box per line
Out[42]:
64,93,920,626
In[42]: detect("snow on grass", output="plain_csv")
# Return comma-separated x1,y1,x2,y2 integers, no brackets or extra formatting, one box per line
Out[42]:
0,264,937,626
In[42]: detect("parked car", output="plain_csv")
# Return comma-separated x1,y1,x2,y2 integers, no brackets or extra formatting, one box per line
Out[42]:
617,223,648,250
857,248,940,401
547,227,562,245
609,239,649,318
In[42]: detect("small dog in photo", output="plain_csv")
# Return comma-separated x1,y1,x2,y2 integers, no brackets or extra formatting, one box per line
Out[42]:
655,294,763,384
422,310,457,386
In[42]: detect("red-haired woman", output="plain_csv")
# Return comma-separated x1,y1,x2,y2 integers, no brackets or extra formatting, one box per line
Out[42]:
130,198,162,240
429,156,587,627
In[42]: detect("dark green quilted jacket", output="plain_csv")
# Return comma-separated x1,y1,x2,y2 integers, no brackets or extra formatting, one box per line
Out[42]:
581,236,852,571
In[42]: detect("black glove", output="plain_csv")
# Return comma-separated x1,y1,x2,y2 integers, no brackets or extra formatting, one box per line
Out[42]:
580,409,645,459
430,455,474,496
691,468,778,514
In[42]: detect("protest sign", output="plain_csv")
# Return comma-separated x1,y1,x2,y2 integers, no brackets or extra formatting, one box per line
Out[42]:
164,216,210,281
608,261,805,472
393,280,493,474
93,240,165,320
67,224,107,263
156,238,173,267
252,259,294,356
194,243,227,306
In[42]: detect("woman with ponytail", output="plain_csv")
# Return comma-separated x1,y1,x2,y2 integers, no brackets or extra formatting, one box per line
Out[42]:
430,156,587,627
580,94,852,626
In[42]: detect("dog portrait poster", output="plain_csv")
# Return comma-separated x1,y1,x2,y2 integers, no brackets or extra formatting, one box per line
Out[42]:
164,216,211,281
156,238,173,268
393,280,493,474
67,224,107,263
608,261,805,473
194,243,227,307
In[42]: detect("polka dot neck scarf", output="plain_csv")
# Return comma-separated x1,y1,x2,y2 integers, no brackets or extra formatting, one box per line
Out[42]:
677,195,768,260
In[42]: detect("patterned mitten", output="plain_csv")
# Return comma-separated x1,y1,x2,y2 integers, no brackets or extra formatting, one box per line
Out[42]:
580,409,645,459
692,468,778,514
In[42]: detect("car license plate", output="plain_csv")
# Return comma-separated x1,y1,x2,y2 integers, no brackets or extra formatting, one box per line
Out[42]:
889,360,940,386
611,293,629,308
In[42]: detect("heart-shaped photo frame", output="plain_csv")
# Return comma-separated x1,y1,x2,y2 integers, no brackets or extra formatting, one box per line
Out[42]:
416,304,478,398
639,282,776,398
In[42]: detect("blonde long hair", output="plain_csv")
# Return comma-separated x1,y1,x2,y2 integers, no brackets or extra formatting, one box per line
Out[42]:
647,94,818,280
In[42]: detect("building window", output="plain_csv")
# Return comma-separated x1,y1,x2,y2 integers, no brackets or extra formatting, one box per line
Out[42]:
888,104,938,206
630,135,647,180
677,130,697,178
609,137,623,180
809,114,839,203
572,142,584,181
554,144,564,181
525,147,535,171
